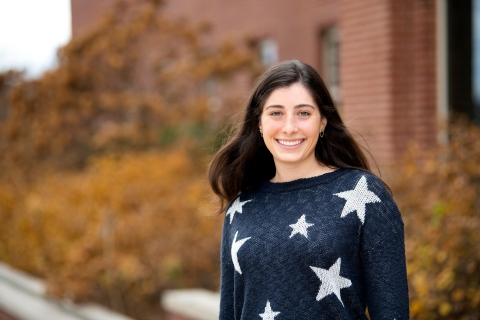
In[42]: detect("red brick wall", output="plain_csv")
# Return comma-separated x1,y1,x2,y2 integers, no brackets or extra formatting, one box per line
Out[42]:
341,0,436,166
70,0,438,167
390,0,436,157
411,0,436,151
162,0,339,71
71,0,340,70
340,0,395,165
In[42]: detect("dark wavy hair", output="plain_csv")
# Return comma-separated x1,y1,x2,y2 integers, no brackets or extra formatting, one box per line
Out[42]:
208,60,374,213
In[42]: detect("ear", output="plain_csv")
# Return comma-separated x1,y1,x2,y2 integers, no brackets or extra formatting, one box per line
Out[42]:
320,117,327,131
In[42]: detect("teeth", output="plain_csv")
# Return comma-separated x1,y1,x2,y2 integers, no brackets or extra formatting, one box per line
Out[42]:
278,140,302,146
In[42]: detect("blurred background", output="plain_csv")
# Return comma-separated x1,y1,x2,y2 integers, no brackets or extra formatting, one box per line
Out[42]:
0,0,479,319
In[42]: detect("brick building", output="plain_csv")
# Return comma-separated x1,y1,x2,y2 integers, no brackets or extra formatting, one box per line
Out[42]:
71,0,476,167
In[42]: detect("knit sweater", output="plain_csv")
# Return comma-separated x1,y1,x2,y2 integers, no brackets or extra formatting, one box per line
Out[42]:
219,168,409,320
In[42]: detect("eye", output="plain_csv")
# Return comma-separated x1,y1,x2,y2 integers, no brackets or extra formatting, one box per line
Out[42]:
298,111,311,117
269,111,283,116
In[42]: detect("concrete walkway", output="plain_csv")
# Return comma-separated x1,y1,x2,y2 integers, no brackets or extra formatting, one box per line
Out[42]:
0,262,134,320
161,289,219,320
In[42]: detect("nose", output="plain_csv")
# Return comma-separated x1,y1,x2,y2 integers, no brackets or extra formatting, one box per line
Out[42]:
282,115,298,135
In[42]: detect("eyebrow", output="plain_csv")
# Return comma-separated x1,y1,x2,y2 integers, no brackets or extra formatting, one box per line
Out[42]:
265,104,316,110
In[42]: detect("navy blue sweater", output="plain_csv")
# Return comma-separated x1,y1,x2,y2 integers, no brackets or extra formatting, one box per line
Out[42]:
219,169,409,319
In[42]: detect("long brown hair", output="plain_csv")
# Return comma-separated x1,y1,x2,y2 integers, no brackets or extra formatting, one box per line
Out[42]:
208,60,372,213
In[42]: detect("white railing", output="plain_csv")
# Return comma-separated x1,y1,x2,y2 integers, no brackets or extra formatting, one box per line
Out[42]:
161,289,220,320
0,261,134,320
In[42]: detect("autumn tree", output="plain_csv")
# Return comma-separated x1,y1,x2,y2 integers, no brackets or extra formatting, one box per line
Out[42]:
0,0,255,319
0,0,254,176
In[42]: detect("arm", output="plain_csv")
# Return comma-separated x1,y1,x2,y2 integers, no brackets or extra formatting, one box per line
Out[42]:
361,222,410,319
219,217,235,319
359,175,410,319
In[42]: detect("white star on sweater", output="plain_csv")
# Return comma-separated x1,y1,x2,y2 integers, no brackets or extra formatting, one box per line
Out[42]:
289,214,314,238
226,197,252,224
259,301,280,320
310,258,352,306
334,176,381,224
231,231,251,274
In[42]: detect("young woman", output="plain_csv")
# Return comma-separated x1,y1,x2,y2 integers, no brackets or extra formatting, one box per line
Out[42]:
208,60,409,319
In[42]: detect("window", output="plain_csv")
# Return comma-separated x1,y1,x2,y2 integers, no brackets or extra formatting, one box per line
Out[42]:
474,0,480,122
448,0,480,122
258,38,279,68
321,26,341,103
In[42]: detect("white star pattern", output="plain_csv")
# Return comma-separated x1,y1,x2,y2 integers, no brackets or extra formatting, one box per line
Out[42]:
333,176,381,224
289,214,314,238
226,197,252,224
259,301,280,320
231,231,251,274
310,258,352,306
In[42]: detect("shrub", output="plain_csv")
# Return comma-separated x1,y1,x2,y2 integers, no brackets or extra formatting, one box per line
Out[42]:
0,150,222,319
0,0,254,318
390,121,480,320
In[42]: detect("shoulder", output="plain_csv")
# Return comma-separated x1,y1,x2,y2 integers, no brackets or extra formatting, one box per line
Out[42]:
335,168,401,224
337,168,381,183
335,169,391,200
224,189,258,215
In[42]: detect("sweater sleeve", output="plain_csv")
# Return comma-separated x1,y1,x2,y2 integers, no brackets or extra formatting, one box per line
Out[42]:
219,215,234,319
361,228,410,319
360,178,410,319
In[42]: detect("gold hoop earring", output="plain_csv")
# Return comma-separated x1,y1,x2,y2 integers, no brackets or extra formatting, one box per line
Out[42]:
320,129,325,138
260,129,263,137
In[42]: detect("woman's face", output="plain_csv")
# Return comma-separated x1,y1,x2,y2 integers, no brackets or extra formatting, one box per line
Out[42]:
259,83,326,169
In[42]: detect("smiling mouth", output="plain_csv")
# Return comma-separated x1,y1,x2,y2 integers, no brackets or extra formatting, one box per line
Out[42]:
277,139,304,146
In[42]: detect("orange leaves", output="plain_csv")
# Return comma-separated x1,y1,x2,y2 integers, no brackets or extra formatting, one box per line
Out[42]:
0,150,221,318
0,1,254,318
390,120,480,319
0,0,254,179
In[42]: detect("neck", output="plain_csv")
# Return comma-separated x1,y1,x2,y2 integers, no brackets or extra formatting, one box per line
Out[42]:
271,160,335,183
